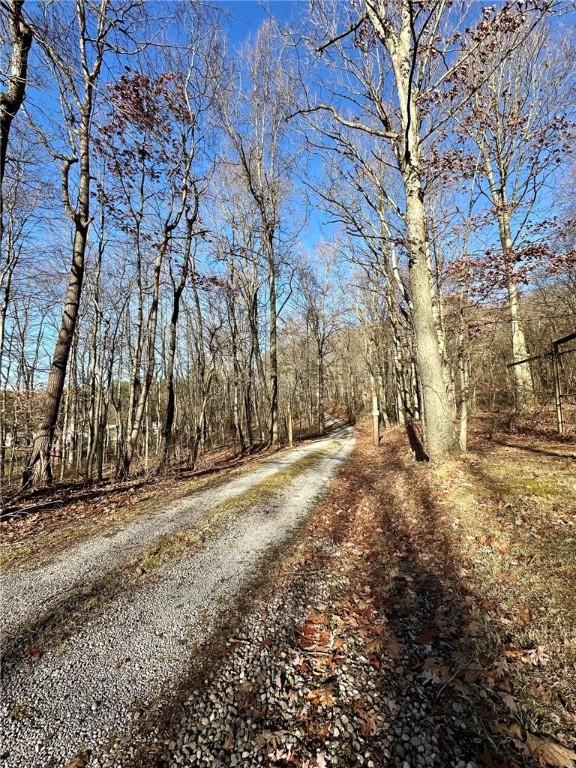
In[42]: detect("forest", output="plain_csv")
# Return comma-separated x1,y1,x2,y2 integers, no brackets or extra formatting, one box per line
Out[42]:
1,1,575,768
0,0,573,495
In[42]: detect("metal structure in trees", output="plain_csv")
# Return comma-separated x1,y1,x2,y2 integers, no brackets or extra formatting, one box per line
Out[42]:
507,331,576,434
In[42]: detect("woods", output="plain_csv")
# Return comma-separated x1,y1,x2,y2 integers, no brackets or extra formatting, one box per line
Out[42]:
0,0,574,495
1,4,576,768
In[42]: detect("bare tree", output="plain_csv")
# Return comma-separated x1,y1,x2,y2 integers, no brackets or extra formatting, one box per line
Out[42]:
0,0,33,245
22,0,135,486
300,0,462,460
456,25,573,410
218,21,295,446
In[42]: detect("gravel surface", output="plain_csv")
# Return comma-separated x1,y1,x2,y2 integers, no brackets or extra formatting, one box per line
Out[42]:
1,429,347,643
155,560,446,768
145,427,493,768
0,427,355,768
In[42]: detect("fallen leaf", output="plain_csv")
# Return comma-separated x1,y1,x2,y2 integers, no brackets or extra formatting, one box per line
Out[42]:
498,571,518,582
488,658,511,682
516,604,532,626
236,682,255,711
492,723,576,768
466,620,482,636
450,678,472,697
526,682,555,704
298,657,311,674
359,713,379,736
523,647,549,667
492,720,525,749
305,721,330,739
415,627,436,645
307,687,336,707
479,749,512,768
526,734,576,768
498,691,520,716
421,656,451,684
383,632,402,658
25,645,42,661
504,645,549,667
64,753,90,768
365,637,382,653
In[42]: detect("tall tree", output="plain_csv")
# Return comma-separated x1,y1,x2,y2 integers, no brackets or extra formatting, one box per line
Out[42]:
23,0,134,486
218,21,295,446
0,0,32,245
456,25,573,410
302,0,462,459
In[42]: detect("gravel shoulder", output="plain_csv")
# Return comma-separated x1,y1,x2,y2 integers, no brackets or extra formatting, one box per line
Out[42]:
0,427,355,768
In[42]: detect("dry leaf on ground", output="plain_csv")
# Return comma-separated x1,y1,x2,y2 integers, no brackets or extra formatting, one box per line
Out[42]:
526,734,576,768
64,753,90,768
307,686,336,707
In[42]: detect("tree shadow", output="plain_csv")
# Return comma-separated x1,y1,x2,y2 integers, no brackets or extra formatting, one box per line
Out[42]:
405,421,429,462
129,428,540,768
344,440,538,767
493,440,576,461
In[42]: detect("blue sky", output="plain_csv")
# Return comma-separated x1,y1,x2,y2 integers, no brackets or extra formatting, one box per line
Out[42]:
217,0,301,38
215,1,332,253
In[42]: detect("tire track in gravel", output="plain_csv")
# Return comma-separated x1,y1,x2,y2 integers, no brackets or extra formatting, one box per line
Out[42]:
1,426,346,645
0,426,355,768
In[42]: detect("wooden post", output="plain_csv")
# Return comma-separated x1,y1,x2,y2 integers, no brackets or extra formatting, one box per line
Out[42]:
288,397,293,448
552,346,564,435
145,398,149,471
372,393,379,447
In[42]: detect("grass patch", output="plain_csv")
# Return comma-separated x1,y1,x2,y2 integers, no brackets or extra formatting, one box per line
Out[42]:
430,432,576,746
0,447,311,572
130,444,335,575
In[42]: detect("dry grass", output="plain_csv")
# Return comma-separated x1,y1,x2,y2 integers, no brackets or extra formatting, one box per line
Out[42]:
131,444,334,575
429,425,576,745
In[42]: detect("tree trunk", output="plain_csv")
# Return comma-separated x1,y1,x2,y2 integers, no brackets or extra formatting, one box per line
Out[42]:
457,300,469,452
317,345,325,435
482,150,535,411
391,9,458,461
0,0,32,246
23,124,91,486
498,212,534,410
119,238,166,478
287,397,293,448
364,0,459,461
267,231,279,445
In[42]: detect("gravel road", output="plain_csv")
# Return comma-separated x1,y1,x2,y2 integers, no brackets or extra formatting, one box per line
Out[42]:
0,426,355,768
